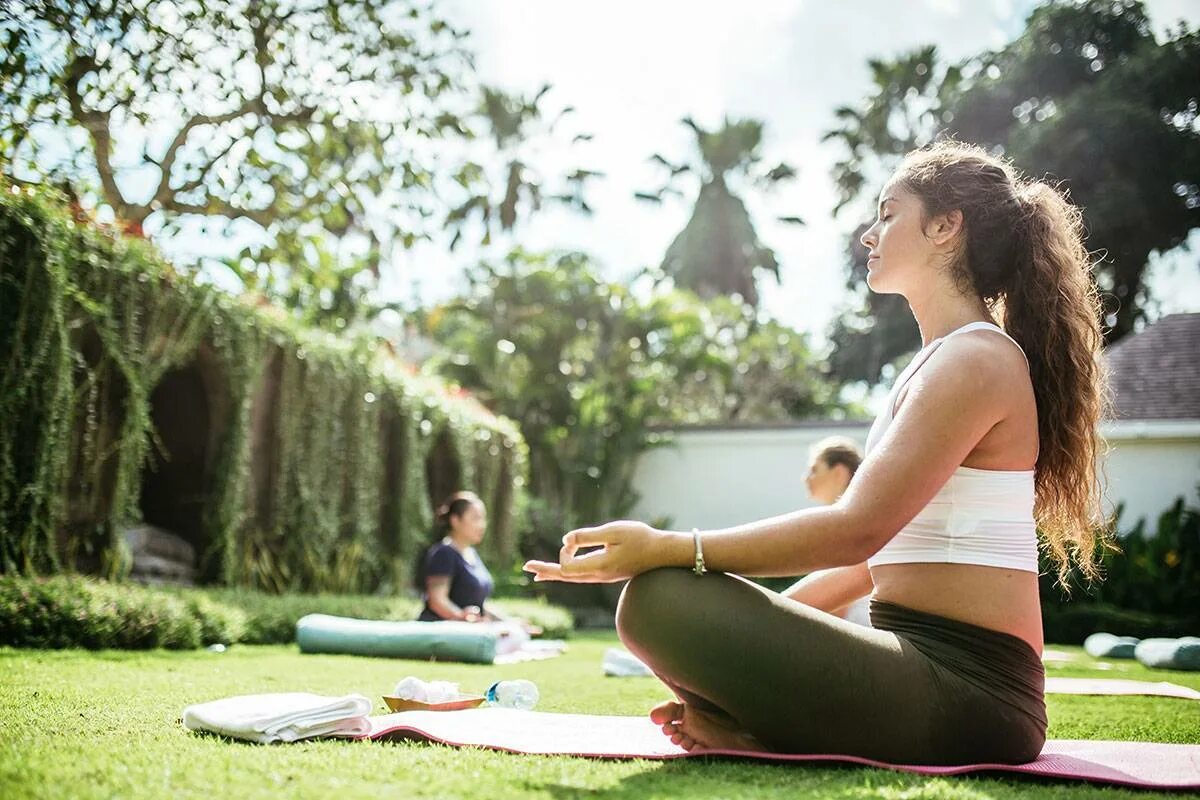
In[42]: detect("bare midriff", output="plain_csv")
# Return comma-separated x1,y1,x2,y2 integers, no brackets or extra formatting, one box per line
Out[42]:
870,562,1044,654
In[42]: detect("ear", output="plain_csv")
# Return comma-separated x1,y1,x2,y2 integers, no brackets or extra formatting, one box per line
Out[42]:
926,208,963,246
833,463,852,481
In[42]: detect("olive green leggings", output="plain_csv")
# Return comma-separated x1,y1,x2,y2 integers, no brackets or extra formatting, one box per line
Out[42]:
616,568,1047,765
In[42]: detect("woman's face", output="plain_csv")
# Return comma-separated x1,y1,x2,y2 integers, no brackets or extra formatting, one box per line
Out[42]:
859,181,940,297
450,502,487,546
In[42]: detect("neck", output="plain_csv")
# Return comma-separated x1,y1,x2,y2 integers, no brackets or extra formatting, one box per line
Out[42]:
444,534,470,552
906,284,993,347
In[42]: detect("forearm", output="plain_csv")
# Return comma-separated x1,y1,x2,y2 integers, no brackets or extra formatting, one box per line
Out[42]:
428,595,469,621
784,563,873,613
659,505,877,578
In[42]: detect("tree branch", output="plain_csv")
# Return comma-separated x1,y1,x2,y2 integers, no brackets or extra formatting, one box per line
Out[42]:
150,98,264,209
160,197,275,228
64,53,132,220
171,137,240,197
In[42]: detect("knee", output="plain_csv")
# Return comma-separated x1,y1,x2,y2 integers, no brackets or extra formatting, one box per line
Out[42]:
615,567,698,648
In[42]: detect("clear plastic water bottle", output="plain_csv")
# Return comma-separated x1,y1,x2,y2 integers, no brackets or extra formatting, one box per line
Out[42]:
485,679,539,710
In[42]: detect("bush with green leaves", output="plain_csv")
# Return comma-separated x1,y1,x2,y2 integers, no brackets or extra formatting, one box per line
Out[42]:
0,576,206,649
0,576,573,650
1041,492,1200,613
422,249,853,568
1039,491,1200,641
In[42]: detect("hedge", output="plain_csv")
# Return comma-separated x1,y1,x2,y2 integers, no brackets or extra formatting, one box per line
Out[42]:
0,576,573,649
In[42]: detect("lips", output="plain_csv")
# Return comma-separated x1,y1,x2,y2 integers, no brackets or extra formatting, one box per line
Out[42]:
866,255,880,268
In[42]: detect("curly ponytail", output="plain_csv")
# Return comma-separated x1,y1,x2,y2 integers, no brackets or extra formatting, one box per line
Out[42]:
1005,182,1110,584
896,141,1111,585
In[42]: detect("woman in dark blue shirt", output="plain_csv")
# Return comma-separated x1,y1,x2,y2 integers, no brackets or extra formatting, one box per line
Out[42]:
417,491,498,622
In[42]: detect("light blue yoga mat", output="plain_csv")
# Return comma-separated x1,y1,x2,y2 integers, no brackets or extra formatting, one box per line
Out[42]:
296,614,498,663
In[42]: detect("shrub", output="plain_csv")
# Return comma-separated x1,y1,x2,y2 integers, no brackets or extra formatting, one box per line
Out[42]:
1,577,575,650
0,576,201,649
1041,602,1200,644
1040,492,1200,617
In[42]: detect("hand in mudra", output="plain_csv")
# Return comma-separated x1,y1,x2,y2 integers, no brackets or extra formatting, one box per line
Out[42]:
523,520,663,583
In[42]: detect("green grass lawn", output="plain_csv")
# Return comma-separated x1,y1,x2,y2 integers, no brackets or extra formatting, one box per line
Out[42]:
1,633,1198,800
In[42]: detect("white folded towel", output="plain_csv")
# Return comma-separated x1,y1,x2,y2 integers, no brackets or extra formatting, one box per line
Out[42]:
182,692,372,743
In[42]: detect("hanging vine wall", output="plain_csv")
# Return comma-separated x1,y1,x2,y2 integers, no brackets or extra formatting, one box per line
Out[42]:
0,182,528,593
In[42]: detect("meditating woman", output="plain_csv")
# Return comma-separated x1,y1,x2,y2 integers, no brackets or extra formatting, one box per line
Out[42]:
417,491,496,623
418,491,541,636
524,141,1108,765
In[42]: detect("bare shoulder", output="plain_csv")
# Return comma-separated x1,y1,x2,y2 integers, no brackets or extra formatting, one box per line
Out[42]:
898,331,1028,417
936,330,1029,380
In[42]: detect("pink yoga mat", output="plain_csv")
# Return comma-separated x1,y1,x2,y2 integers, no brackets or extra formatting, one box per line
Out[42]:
1046,677,1200,700
363,709,1200,791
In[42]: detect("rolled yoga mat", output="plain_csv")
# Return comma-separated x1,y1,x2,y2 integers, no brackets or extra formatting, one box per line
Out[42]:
1135,638,1200,671
362,708,1200,790
296,614,498,663
1083,632,1140,659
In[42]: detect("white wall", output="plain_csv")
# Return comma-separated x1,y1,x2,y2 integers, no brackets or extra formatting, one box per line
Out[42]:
1100,421,1200,527
630,421,1200,533
630,424,870,531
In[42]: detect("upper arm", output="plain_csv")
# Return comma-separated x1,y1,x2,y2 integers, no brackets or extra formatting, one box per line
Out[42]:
836,338,1012,559
425,546,457,578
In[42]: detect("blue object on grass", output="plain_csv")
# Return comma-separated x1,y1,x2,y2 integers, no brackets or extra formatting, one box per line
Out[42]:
296,614,498,663
1134,637,1200,671
1083,632,1140,659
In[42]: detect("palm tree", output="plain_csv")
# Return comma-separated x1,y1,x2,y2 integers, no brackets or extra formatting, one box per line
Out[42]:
445,85,601,250
823,45,960,214
637,116,803,307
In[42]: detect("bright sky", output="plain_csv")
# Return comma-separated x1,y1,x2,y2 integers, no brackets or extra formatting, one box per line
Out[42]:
368,0,1200,346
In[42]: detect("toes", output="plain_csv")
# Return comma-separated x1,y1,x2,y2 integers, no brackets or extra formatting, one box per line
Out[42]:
649,701,683,725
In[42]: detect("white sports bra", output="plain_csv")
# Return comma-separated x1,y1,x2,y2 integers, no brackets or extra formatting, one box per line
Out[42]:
864,321,1039,573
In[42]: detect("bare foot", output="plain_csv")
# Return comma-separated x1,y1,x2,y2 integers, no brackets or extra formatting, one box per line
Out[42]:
649,700,764,752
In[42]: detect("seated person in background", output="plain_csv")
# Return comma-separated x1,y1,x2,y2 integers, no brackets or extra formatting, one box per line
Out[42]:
786,437,872,626
417,491,495,622
417,491,540,635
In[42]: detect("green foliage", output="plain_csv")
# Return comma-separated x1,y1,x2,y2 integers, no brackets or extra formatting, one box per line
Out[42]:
0,576,574,649
421,250,847,561
0,180,527,592
0,0,476,326
1040,602,1199,644
180,592,248,648
639,116,803,307
0,576,204,649
825,0,1200,380
444,84,600,251
1041,493,1200,617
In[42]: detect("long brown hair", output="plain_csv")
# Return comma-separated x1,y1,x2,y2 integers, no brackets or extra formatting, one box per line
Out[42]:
895,140,1111,585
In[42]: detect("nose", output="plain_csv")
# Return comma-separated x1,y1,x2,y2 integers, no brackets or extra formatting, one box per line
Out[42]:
860,221,878,250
